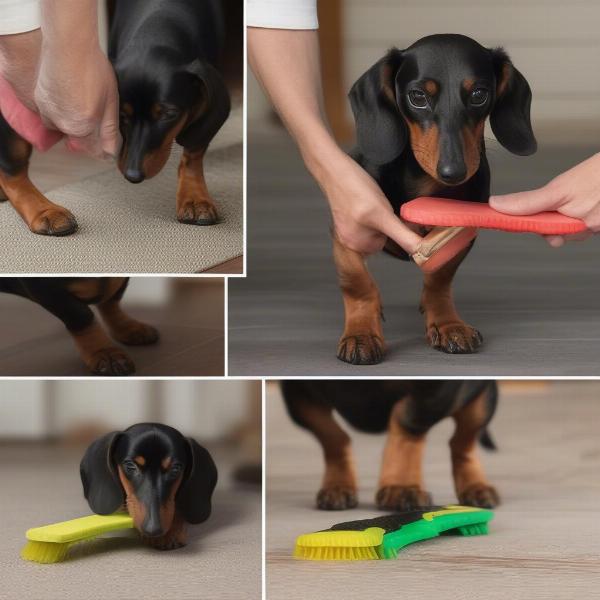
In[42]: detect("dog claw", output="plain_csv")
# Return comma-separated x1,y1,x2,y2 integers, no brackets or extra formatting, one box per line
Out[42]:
89,348,136,376
458,483,500,509
427,323,483,354
316,486,358,510
376,485,432,511
336,334,384,365
31,208,78,236
177,200,218,226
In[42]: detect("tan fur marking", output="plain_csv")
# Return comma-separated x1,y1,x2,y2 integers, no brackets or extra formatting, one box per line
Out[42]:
333,235,385,355
461,120,485,180
118,465,147,531
176,148,219,223
406,120,440,180
161,457,172,471
450,393,492,497
121,102,133,117
378,402,427,489
67,277,125,303
462,78,475,93
294,400,357,493
424,80,438,95
0,168,76,235
134,456,146,467
71,322,116,365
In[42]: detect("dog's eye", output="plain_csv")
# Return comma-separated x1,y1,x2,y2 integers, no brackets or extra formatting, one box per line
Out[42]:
470,88,489,106
170,463,183,475
159,107,181,121
408,90,428,109
123,460,138,474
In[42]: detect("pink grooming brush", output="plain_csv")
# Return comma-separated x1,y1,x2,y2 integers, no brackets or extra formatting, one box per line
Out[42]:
401,197,588,273
0,76,63,152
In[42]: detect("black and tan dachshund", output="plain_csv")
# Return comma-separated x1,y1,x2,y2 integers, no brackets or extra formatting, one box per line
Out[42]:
282,380,499,511
110,0,231,225
335,34,536,364
0,277,158,375
80,423,217,550
0,0,230,235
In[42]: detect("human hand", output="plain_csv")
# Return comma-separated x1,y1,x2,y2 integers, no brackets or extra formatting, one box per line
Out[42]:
315,150,423,256
489,153,600,247
34,42,121,159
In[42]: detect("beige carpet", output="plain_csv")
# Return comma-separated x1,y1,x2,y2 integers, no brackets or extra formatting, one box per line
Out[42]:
1,442,261,600
266,381,600,600
0,107,242,274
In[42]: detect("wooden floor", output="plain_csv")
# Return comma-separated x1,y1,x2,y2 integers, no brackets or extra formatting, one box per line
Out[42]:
229,127,600,376
24,145,243,274
0,279,225,376
265,381,600,600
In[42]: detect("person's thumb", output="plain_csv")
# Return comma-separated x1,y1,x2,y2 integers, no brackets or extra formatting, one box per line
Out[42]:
99,88,122,158
376,213,423,255
489,184,563,216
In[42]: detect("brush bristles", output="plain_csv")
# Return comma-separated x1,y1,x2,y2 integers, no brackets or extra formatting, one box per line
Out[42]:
294,544,380,561
21,540,72,564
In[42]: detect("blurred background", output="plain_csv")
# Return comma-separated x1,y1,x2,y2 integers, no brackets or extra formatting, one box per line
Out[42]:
0,380,261,600
0,277,225,376
230,0,600,376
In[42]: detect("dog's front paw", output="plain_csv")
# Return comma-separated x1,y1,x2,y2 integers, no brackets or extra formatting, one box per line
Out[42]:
87,347,136,376
177,199,218,226
427,322,483,354
337,334,384,365
376,485,432,511
30,207,78,236
316,486,358,510
113,322,159,346
458,483,500,509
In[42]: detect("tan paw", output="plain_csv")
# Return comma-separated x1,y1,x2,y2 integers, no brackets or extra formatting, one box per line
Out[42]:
376,485,432,511
177,199,218,225
458,483,500,508
30,207,78,236
87,347,135,376
316,486,358,510
427,322,483,354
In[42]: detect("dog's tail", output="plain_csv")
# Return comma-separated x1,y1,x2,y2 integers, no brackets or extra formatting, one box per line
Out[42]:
479,428,497,451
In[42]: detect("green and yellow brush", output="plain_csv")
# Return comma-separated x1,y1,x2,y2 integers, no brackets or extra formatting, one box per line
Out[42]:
21,513,134,564
294,505,493,561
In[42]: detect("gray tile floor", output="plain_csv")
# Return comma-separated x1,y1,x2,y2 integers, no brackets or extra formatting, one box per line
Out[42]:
229,127,600,376
266,381,600,600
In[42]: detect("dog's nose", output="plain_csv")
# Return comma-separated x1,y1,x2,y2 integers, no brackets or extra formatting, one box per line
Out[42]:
437,163,467,185
124,168,145,184
142,524,164,538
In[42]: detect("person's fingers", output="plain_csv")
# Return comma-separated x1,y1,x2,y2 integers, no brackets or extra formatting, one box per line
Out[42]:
376,213,423,255
489,184,563,216
65,133,107,160
99,88,122,158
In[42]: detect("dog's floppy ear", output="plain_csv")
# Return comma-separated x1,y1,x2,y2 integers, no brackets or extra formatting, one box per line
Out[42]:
80,431,124,515
175,59,231,150
490,49,537,156
176,438,218,524
349,49,407,165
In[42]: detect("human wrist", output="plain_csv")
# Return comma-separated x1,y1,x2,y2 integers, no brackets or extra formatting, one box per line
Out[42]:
40,0,99,56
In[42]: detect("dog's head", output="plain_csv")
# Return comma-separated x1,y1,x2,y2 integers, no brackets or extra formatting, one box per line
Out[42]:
114,52,229,183
349,34,537,186
80,423,217,538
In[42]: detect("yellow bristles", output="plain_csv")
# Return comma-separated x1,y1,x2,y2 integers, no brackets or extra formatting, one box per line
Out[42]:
20,540,72,564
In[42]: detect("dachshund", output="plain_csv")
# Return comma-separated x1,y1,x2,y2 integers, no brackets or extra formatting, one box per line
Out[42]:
282,380,499,511
80,423,217,550
109,0,231,225
0,277,158,375
335,34,537,364
0,0,230,235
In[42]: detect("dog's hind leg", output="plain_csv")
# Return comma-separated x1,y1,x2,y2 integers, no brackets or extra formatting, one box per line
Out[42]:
376,400,432,510
449,389,499,508
97,278,159,346
420,244,483,353
333,236,385,365
0,113,77,235
284,391,358,510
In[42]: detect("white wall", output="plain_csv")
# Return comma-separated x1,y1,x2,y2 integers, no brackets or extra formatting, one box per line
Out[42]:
0,381,256,441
